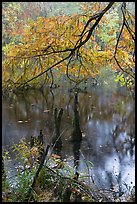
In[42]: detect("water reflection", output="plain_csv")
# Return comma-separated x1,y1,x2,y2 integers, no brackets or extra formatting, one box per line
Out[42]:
72,141,81,173
2,86,135,197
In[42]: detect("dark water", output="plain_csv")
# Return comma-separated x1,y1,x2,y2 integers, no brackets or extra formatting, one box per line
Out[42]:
2,86,135,198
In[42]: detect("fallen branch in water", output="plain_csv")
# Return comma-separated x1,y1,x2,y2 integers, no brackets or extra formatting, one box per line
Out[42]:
24,144,50,201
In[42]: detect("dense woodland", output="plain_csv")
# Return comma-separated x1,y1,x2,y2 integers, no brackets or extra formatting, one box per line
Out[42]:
2,2,135,93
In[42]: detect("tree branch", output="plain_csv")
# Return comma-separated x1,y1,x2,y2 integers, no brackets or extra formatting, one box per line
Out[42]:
15,2,115,87
17,53,71,86
77,2,115,45
114,2,135,79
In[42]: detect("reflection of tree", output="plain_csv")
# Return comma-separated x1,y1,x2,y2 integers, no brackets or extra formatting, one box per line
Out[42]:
129,133,134,157
72,141,81,174
4,86,134,135
112,119,135,160
3,89,56,144
66,92,73,117
110,118,135,196
2,86,135,199
52,108,63,155
49,89,55,112
81,97,134,197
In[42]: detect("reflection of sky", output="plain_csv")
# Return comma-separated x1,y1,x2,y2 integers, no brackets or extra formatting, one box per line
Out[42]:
121,164,135,187
2,88,135,196
78,118,135,193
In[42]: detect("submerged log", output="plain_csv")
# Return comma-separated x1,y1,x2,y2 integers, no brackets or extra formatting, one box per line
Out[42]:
52,108,63,150
71,93,82,142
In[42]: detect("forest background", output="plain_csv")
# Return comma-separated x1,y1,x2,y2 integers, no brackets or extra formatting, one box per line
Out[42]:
2,2,135,94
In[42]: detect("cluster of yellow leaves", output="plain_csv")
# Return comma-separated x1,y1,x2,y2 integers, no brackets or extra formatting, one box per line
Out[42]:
2,14,90,83
2,3,135,87
12,138,40,170
80,2,106,15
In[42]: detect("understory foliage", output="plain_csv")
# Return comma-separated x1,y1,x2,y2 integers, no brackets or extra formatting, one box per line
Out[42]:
2,138,95,202
2,2,135,92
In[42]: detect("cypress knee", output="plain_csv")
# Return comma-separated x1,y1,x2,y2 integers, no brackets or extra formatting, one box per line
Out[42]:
38,129,44,162
52,108,63,149
72,93,82,142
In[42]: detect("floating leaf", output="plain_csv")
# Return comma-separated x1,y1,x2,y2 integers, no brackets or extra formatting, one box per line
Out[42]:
51,154,61,159
43,110,50,113
18,120,23,123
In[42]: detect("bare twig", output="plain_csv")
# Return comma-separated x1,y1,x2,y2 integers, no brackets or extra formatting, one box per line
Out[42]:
113,2,135,80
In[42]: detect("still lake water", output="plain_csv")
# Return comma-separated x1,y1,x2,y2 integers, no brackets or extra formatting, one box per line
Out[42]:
2,85,135,198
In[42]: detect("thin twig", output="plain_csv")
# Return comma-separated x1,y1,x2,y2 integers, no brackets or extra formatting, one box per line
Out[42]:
113,2,135,80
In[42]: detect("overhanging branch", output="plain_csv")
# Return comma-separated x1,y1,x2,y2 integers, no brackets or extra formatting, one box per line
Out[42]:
16,2,115,87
